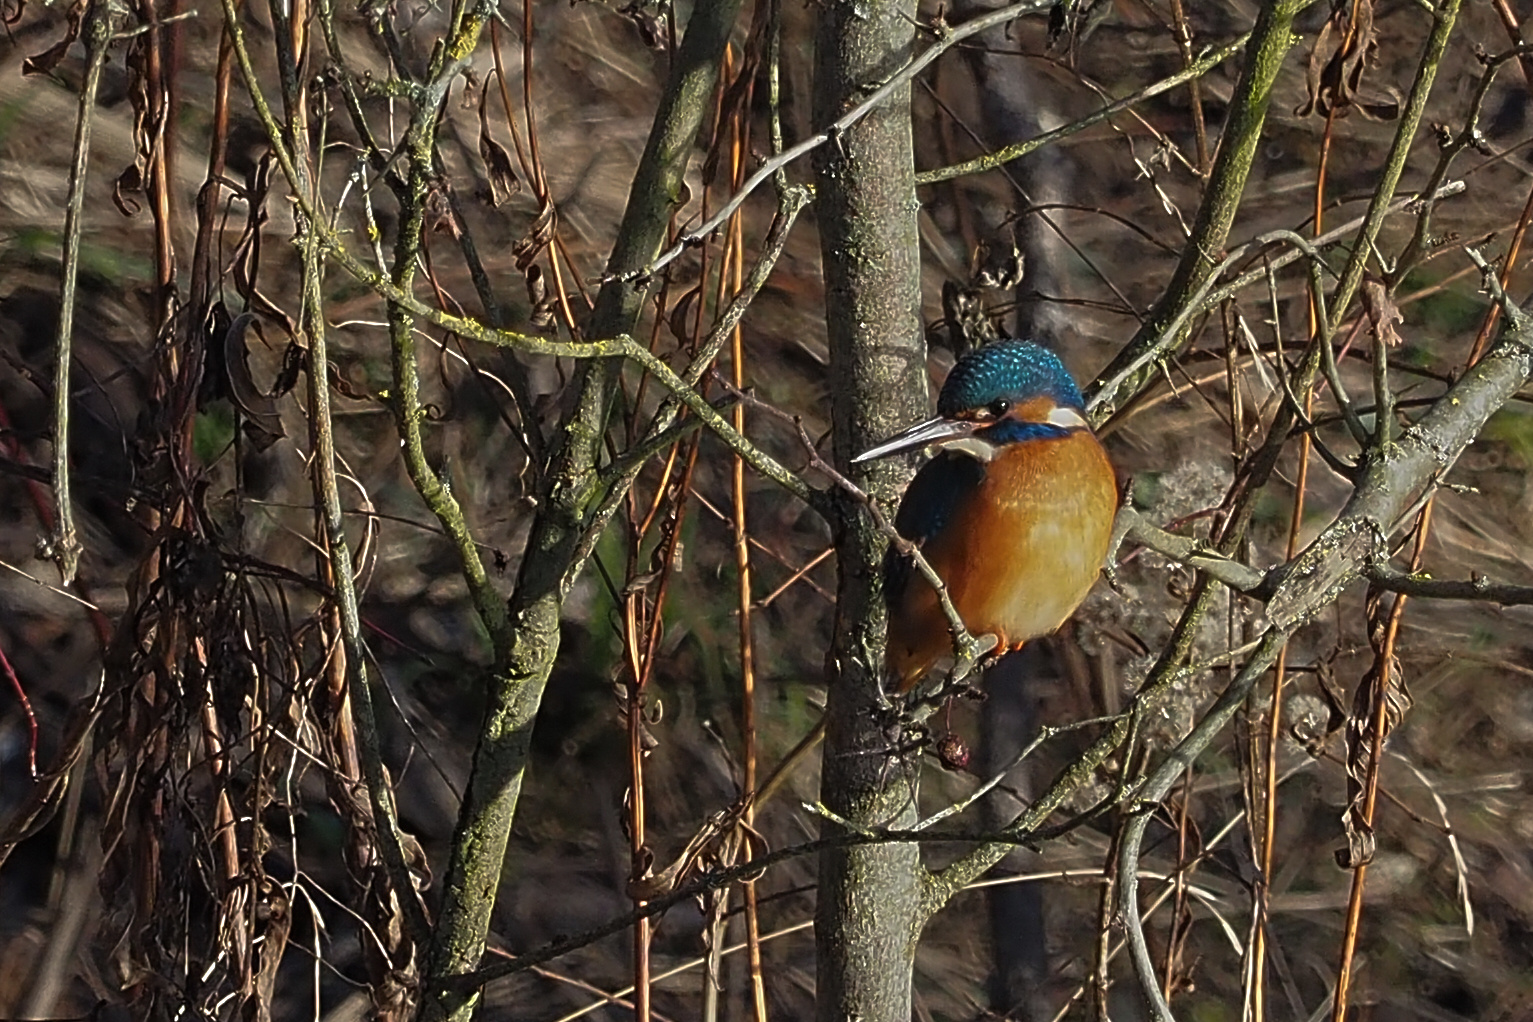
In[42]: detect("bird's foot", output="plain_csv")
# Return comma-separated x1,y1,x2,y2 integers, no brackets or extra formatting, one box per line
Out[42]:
947,632,999,687
973,635,1021,675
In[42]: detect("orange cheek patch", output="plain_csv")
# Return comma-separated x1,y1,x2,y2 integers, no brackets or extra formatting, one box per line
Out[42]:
1009,395,1058,423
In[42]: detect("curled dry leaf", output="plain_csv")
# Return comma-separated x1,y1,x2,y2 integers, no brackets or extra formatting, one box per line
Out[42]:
525,264,557,330
970,235,1024,291
1337,589,1414,870
620,0,670,50
1361,277,1404,349
476,80,520,206
221,312,286,451
512,196,557,273
424,178,461,238
1298,0,1397,120
113,35,158,217
667,284,703,345
248,879,292,1022
940,280,999,358
113,165,143,216
21,0,85,76
326,359,375,402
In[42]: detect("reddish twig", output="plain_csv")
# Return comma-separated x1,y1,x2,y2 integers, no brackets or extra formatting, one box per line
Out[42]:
0,642,37,779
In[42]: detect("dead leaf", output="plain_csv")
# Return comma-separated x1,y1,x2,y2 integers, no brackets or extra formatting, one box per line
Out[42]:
1336,587,1413,870
21,0,85,76
476,80,520,206
113,34,157,218
245,879,290,1022
424,179,460,238
512,196,556,273
1297,0,1383,120
525,264,556,330
113,164,144,216
1362,278,1404,348
940,280,999,358
222,312,286,451
619,0,669,50
970,235,1023,291
667,285,703,345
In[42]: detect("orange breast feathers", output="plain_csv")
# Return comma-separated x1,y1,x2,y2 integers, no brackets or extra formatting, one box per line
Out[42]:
886,429,1118,688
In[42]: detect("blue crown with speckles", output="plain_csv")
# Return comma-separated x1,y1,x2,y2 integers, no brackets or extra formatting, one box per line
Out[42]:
936,340,1085,418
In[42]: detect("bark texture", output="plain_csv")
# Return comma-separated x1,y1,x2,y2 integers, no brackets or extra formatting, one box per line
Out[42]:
812,0,930,1015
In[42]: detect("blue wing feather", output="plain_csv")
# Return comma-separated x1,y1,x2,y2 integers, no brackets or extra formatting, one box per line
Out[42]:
885,451,985,611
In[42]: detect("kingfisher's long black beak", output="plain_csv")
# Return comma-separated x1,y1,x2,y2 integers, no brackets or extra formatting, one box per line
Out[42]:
851,416,977,463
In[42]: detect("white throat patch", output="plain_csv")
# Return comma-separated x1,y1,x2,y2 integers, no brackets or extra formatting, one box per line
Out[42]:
1046,406,1089,429
943,436,1000,462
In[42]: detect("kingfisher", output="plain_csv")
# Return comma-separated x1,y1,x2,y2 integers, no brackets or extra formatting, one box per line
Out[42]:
854,340,1118,689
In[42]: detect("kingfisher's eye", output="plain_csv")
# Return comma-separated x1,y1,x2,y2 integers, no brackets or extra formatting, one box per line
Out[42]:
986,399,1011,418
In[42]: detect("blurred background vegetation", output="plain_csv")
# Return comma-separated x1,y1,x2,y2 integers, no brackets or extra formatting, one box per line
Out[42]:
2,0,1533,1018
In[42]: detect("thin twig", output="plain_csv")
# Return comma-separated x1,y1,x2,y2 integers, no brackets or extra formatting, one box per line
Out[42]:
1364,566,1533,604
917,32,1248,186
631,0,1059,281
1117,630,1289,1022
1088,186,1467,417
50,0,120,585
1325,0,1465,335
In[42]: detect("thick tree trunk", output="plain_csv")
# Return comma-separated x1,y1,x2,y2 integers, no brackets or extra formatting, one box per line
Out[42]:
812,0,930,1016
